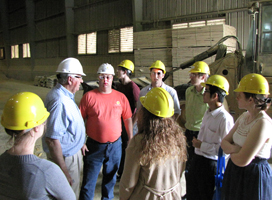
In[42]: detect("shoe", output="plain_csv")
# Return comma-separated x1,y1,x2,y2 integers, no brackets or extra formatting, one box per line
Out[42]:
181,194,187,200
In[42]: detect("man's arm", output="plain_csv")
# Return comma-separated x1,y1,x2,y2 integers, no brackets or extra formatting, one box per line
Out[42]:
45,137,73,186
123,118,133,142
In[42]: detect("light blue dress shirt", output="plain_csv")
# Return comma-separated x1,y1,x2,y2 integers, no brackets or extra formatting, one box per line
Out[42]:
42,83,86,157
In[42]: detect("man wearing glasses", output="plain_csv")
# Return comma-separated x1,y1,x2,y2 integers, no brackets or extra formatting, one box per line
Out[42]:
42,57,86,199
182,61,210,200
136,60,181,121
79,63,133,200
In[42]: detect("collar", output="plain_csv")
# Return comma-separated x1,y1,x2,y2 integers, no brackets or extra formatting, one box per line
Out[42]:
209,106,224,117
57,83,75,100
190,86,205,95
147,82,166,91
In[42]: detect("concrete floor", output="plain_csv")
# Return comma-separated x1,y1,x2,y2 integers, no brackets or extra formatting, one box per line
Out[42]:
0,75,186,199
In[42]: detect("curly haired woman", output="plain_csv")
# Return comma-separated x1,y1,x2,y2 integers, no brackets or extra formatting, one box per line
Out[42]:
119,87,187,200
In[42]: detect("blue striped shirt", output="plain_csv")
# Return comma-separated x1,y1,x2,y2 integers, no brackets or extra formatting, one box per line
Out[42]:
42,83,86,157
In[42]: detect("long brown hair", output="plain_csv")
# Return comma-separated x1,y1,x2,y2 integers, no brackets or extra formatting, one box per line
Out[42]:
137,107,187,166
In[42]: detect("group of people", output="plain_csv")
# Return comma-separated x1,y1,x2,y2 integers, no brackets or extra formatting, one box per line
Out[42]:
182,61,272,200
0,57,272,200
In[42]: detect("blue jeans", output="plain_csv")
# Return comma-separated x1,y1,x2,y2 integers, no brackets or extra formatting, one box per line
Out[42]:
79,137,122,200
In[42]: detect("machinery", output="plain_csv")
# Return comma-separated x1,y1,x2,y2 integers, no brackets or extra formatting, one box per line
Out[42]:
171,0,272,126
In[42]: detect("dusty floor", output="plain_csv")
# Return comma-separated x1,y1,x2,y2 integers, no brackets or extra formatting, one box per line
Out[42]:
0,75,186,199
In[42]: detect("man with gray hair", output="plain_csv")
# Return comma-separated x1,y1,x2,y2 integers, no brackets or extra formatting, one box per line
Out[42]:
42,57,86,199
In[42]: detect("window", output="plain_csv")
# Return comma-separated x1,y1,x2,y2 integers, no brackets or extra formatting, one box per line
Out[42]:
207,19,225,26
189,21,205,27
172,19,225,29
11,45,19,59
261,4,272,53
108,29,120,53
108,26,133,53
78,32,97,54
23,43,31,58
120,27,133,52
172,23,188,29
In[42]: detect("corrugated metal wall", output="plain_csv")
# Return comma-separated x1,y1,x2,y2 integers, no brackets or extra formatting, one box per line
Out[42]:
141,0,253,50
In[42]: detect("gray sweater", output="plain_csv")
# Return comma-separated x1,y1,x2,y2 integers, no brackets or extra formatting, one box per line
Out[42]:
0,151,76,200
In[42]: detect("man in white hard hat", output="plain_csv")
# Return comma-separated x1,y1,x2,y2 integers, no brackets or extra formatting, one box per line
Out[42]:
79,63,133,200
42,57,86,199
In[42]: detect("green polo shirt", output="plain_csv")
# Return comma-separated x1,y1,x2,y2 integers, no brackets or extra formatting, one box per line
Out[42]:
185,85,209,131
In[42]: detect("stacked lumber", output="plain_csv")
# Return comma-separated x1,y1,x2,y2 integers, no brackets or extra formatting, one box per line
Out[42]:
133,24,237,87
134,29,173,86
34,75,57,88
172,24,237,86
172,25,237,48
134,48,172,67
134,29,172,49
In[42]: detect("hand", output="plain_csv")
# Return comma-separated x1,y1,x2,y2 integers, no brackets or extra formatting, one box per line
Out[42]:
192,137,202,148
231,143,241,154
81,144,89,156
64,170,73,186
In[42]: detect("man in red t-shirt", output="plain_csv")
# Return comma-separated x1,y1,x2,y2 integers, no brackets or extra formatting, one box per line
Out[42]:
79,63,133,200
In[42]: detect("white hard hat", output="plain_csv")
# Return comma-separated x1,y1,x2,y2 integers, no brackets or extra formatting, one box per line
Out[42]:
97,63,115,75
56,58,86,76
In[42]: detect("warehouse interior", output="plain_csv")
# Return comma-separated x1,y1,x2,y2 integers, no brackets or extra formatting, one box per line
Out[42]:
1,0,272,199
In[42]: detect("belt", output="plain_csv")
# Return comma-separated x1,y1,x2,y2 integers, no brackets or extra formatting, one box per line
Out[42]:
144,182,180,200
87,137,120,144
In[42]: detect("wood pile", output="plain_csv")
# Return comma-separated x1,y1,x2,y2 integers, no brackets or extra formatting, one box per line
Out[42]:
133,24,237,87
172,24,236,86
134,29,172,49
172,25,237,48
34,75,57,88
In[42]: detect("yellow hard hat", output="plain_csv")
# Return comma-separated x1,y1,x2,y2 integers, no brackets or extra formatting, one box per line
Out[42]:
1,92,50,130
118,60,134,73
201,75,230,95
149,60,166,74
234,73,270,95
140,87,174,118
189,61,210,75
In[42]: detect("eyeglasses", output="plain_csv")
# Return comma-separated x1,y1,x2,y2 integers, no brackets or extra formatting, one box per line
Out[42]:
204,89,210,93
151,71,163,76
190,73,198,77
70,75,83,79
98,75,113,80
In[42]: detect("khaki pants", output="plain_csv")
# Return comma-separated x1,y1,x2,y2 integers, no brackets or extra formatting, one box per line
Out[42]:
47,150,83,200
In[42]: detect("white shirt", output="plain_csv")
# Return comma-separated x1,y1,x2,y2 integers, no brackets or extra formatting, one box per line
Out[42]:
195,106,234,160
137,82,181,115
233,111,272,159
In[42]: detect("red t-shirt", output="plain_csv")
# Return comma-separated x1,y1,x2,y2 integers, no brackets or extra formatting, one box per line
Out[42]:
80,89,132,143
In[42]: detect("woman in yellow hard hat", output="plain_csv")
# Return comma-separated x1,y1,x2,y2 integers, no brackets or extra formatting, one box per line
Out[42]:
221,73,272,200
0,92,76,200
119,87,187,200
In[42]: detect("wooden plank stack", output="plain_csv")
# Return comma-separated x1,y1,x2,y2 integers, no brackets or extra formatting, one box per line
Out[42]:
134,29,172,49
134,24,237,87
172,25,237,48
